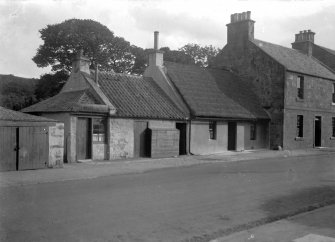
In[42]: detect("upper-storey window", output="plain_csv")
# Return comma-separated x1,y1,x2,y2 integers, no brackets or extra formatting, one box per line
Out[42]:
297,76,304,99
332,83,335,103
332,117,335,138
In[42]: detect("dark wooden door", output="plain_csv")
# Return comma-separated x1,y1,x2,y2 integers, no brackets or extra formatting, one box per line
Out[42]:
134,121,149,158
228,122,237,151
76,118,91,160
314,116,321,147
0,127,17,171
19,127,48,170
176,123,187,155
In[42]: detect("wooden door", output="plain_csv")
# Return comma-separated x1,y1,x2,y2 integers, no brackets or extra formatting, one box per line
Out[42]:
0,127,17,171
228,122,237,151
134,121,149,158
76,118,91,160
176,123,187,155
314,116,322,147
19,127,48,170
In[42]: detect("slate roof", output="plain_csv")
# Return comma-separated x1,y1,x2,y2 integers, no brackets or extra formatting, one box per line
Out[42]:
164,61,269,120
21,89,108,113
95,72,186,119
252,39,335,80
0,106,55,123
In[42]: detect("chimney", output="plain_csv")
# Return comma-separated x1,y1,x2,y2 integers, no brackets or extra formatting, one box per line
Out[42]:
72,49,91,74
226,11,255,46
292,29,315,57
95,63,99,85
148,31,164,67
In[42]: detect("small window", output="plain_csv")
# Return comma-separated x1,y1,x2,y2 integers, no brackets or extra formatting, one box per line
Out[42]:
297,76,304,99
296,115,304,138
93,118,107,143
209,121,217,140
332,83,335,103
250,123,257,140
332,117,335,137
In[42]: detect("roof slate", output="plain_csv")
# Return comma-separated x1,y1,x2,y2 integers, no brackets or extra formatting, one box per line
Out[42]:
95,72,186,119
0,106,55,122
164,62,268,119
21,89,107,113
252,39,335,80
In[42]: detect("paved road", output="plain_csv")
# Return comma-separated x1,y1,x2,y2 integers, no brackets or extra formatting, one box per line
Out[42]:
1,154,335,242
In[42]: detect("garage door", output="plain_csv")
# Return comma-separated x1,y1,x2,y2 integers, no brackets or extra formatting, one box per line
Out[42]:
0,127,17,171
18,127,49,170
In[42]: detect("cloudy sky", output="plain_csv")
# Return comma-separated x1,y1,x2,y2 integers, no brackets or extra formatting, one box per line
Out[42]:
1,0,335,78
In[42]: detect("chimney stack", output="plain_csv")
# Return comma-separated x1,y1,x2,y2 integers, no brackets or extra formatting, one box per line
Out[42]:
154,31,159,50
72,49,91,74
227,11,255,45
148,31,164,67
292,29,315,57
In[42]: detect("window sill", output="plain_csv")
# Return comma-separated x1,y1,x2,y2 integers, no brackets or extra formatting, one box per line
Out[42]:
332,103,335,106
330,137,335,140
295,137,304,141
296,98,304,102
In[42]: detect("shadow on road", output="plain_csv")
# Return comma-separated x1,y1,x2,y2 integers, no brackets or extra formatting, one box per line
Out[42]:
260,185,335,230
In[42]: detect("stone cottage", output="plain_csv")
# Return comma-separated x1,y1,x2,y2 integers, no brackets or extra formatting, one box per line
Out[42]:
22,51,187,162
213,11,335,149
145,32,270,154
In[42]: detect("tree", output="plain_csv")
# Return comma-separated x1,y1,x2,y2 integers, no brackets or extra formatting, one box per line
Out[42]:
35,70,69,101
0,82,36,111
160,47,194,65
179,44,221,67
33,19,133,73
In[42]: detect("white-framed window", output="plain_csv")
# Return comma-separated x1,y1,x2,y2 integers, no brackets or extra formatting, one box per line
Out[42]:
296,115,304,138
92,118,106,143
297,76,304,99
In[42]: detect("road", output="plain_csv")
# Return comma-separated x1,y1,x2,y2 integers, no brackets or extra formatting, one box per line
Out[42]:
1,154,335,242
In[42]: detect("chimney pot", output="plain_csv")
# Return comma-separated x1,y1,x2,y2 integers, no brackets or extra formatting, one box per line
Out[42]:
242,12,247,20
247,11,251,19
231,14,234,23
154,31,159,50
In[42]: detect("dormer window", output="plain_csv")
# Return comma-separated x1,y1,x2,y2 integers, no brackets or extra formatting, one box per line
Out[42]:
297,76,304,99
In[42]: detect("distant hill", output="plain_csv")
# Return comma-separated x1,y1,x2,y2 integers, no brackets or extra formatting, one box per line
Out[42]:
0,74,39,111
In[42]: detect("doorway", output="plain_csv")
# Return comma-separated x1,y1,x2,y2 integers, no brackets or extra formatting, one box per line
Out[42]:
228,122,237,151
134,121,150,158
314,116,322,147
76,118,92,160
176,123,187,155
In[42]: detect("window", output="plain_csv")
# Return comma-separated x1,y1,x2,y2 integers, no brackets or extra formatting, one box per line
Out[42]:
297,76,304,99
332,83,335,103
209,121,217,140
92,118,106,142
296,115,304,138
250,123,256,140
332,117,335,137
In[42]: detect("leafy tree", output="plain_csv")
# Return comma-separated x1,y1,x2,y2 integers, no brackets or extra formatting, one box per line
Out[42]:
35,70,69,101
0,82,36,110
179,44,221,67
160,47,194,65
33,19,133,73
130,45,148,75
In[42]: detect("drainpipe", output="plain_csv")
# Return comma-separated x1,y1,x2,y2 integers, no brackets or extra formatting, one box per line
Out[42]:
188,119,194,155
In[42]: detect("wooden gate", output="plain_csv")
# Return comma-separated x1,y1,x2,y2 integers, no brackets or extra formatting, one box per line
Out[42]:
76,118,91,160
18,127,48,170
0,127,17,171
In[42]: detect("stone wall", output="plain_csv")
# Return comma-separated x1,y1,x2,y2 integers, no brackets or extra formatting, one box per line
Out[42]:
109,118,134,159
215,42,286,149
190,121,228,155
283,72,335,149
48,122,64,167
243,121,269,150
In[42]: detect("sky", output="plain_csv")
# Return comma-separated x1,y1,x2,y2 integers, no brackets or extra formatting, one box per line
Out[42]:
0,0,335,78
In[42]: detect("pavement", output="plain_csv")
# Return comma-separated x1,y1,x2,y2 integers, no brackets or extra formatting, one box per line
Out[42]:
212,204,335,242
0,148,335,188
